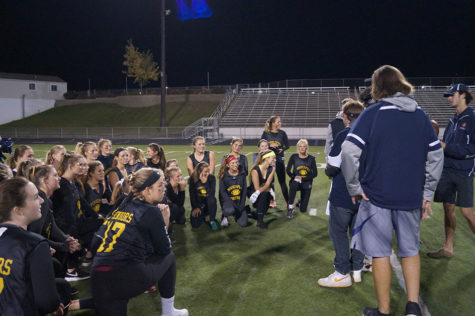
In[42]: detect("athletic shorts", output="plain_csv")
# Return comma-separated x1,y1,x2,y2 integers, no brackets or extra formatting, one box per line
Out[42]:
434,169,474,207
350,199,421,258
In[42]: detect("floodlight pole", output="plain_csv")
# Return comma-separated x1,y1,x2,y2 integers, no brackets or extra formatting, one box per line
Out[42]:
160,0,167,128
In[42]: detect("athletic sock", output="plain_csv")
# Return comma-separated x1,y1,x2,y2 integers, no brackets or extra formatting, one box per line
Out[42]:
288,204,294,209
161,296,175,315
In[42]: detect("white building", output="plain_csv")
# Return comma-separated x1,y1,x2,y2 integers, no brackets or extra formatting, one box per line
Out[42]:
0,72,67,125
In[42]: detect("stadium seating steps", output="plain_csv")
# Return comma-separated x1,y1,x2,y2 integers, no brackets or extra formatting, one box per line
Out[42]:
218,87,464,128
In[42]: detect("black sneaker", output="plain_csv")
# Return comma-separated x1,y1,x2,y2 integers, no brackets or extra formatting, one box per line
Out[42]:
65,269,90,282
257,222,268,229
405,301,421,316
362,307,392,316
286,208,294,219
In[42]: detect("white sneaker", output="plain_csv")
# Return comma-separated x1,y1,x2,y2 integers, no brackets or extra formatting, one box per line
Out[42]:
352,270,362,283
221,217,229,227
163,308,189,316
317,271,352,288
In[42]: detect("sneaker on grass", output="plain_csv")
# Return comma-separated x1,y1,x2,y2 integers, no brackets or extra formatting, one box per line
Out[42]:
405,301,422,316
221,217,229,228
286,208,294,219
162,308,189,316
210,220,219,231
317,271,352,288
362,307,392,316
65,269,90,282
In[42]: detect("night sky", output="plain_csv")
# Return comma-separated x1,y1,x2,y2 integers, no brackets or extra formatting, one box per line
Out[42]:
1,0,474,90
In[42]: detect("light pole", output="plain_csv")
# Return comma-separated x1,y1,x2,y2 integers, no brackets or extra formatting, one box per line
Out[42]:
160,0,168,128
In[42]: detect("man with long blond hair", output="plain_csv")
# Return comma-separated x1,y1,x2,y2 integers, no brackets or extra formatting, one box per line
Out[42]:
341,65,444,316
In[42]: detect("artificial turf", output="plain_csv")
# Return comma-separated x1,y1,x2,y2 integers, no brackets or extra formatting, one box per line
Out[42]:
18,144,475,315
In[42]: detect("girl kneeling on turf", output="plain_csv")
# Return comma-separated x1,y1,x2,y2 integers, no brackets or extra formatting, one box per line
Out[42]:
286,139,318,218
249,150,276,229
91,168,188,316
218,154,248,228
188,161,218,230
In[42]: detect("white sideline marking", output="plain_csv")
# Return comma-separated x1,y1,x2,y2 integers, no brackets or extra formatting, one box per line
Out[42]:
390,250,431,316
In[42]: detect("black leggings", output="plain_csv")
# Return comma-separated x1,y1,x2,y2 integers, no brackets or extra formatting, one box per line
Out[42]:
275,158,289,203
91,252,176,316
190,197,217,228
254,191,271,216
288,181,312,212
169,203,186,224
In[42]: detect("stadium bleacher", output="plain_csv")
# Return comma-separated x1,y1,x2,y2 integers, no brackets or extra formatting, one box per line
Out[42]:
219,87,351,128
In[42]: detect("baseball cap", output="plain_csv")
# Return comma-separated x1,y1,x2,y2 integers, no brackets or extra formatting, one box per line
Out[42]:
444,83,469,97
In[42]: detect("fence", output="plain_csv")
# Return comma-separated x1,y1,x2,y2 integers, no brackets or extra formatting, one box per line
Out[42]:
0,126,188,140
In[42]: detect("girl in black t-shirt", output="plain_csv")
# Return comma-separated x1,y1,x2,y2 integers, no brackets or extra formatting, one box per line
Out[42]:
260,116,290,203
186,136,215,176
218,154,248,228
188,161,218,230
0,177,68,315
147,143,166,170
91,168,188,316
286,139,318,218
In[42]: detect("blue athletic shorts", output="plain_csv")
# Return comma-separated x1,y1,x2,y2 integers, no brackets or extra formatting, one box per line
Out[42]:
350,199,421,258
434,169,474,207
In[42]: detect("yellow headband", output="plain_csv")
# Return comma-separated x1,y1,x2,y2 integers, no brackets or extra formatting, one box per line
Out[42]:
262,151,276,159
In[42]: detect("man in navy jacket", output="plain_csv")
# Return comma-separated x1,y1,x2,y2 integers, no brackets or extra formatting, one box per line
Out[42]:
428,83,475,258
341,65,443,316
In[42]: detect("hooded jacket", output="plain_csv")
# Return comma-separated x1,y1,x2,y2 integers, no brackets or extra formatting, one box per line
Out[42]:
341,93,444,210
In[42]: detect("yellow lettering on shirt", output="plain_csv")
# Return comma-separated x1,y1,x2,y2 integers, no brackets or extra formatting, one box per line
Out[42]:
0,257,12,276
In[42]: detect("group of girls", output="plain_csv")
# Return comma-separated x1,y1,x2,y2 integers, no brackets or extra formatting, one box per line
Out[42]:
0,140,188,315
0,114,318,315
185,116,318,230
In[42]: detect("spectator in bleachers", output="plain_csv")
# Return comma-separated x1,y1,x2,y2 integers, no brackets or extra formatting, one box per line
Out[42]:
186,136,216,176
428,83,475,258
45,145,67,172
260,116,289,204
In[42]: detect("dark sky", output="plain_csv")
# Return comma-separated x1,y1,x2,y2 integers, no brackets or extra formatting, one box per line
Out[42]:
1,0,474,90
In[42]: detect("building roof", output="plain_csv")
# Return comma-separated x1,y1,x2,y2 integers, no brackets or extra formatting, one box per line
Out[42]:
0,72,65,83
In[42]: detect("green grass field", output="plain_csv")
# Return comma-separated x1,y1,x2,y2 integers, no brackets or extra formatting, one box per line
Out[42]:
16,144,475,315
1,101,218,127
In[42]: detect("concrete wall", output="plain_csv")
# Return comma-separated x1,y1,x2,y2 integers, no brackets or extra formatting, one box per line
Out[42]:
0,78,66,125
0,98,56,125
